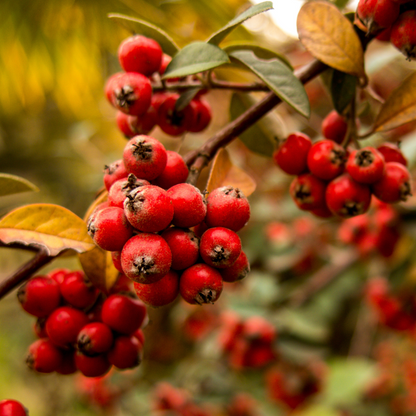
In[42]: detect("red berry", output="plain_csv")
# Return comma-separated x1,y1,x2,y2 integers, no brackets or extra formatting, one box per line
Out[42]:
56,350,78,375
75,351,112,378
158,54,172,76
220,250,250,283
108,174,150,209
390,10,416,60
179,263,223,305
111,251,123,273
26,338,64,373
152,150,189,190
161,227,200,270
121,234,172,284
307,139,346,181
188,99,212,133
377,142,408,166
0,400,28,416
60,270,99,310
118,35,163,76
17,276,61,318
321,110,348,144
134,269,179,307
346,146,386,184
105,72,152,116
290,174,327,211
101,294,147,335
107,335,143,369
167,183,207,228
200,227,242,269
123,135,167,181
46,306,89,347
205,186,250,232
325,174,372,218
103,159,128,191
356,0,400,35
273,132,312,175
47,268,70,285
242,316,276,343
87,206,133,252
124,185,174,233
372,161,412,203
116,104,158,138
77,323,114,356
133,328,145,346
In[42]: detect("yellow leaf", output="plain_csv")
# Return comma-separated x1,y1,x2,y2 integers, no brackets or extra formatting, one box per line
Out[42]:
374,72,416,132
297,1,365,79
78,246,119,294
0,204,95,256
206,148,256,196
0,173,39,197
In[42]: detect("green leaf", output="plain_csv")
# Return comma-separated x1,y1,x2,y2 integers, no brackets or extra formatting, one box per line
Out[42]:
330,70,357,114
230,93,279,157
175,87,201,112
207,1,273,46
162,42,229,79
229,50,310,118
107,13,179,56
0,174,39,197
223,42,292,68
331,0,350,9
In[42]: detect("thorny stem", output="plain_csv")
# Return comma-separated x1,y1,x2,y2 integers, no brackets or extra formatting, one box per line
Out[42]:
0,247,53,300
184,59,328,185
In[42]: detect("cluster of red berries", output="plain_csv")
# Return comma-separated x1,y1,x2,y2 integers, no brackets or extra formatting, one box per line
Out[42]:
355,0,416,60
273,121,412,219
0,399,28,416
17,268,147,377
218,312,277,370
90,134,251,307
105,34,212,138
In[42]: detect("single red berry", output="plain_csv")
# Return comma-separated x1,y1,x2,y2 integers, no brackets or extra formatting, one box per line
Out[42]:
105,72,152,116
118,35,163,76
273,132,312,175
116,104,158,138
108,174,150,209
161,227,200,270
75,351,112,378
377,142,408,166
17,276,61,317
157,93,196,136
124,185,174,233
60,270,99,310
103,159,128,191
372,162,412,203
116,111,137,138
179,263,223,305
123,135,167,181
47,268,70,285
307,139,346,181
167,183,207,228
200,227,242,269
107,335,143,369
321,110,348,144
77,322,114,356
346,146,386,184
26,338,64,373
158,53,172,76
205,186,250,232
152,150,189,190
220,250,250,283
46,306,89,347
134,269,179,307
121,234,172,284
188,99,212,133
290,174,327,211
325,173,372,218
355,0,400,35
56,350,78,375
0,400,29,416
390,10,416,60
101,293,147,335
87,206,133,252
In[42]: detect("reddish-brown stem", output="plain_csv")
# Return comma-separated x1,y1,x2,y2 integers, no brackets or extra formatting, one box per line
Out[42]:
152,80,270,92
184,59,328,185
0,248,53,300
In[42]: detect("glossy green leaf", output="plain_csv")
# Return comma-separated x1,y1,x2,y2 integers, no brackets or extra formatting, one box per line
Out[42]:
230,50,310,118
0,174,39,197
223,42,292,68
162,42,229,79
207,1,273,45
108,13,179,56
330,70,357,114
230,93,279,157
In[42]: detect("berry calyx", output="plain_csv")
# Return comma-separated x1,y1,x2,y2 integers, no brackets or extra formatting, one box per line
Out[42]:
290,174,327,211
77,323,114,356
346,147,386,184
